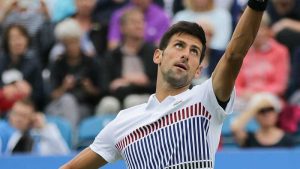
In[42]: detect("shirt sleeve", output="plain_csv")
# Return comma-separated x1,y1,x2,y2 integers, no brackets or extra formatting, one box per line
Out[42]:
89,120,120,163
194,78,235,122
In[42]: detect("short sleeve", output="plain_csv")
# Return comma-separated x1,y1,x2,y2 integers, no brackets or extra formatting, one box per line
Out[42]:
193,78,235,122
89,121,120,163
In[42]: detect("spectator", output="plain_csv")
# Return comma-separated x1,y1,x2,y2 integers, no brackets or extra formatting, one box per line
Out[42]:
50,0,105,62
235,13,289,112
46,19,104,128
0,79,31,118
0,99,69,155
172,0,232,50
0,24,44,110
192,20,224,85
0,0,56,68
231,92,295,148
108,0,170,50
97,8,157,114
267,0,300,55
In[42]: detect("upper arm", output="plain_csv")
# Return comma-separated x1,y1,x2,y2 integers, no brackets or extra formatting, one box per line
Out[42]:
212,53,243,102
60,147,107,169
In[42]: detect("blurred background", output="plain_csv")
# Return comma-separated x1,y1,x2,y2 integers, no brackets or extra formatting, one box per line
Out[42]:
0,0,300,168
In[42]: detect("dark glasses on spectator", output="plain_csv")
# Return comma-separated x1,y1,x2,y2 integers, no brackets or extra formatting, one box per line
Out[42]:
258,106,275,114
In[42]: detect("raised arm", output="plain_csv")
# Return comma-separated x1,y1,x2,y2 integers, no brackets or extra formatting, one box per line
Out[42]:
212,0,267,102
60,147,107,169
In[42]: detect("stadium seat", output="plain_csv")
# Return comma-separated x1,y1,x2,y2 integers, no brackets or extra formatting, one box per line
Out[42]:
46,115,73,149
77,115,116,149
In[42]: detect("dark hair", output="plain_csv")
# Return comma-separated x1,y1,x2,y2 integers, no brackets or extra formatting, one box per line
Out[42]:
159,21,206,63
120,7,143,26
2,24,31,53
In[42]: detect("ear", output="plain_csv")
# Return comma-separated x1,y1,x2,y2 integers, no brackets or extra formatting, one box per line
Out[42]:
153,49,162,64
194,65,203,79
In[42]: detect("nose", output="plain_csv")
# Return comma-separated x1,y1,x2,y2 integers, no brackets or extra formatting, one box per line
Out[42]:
180,48,190,61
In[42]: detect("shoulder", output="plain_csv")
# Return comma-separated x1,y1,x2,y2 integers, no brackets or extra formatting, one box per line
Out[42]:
115,103,147,121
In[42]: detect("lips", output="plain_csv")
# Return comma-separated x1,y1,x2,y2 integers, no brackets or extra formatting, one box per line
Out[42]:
174,63,188,70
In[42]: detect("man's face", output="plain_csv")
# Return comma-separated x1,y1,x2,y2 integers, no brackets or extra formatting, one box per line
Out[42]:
9,102,34,132
154,33,203,88
121,11,145,39
272,0,295,15
63,37,81,58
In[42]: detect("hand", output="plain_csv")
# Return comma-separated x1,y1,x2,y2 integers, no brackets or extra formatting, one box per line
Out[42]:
272,19,295,35
82,78,98,94
2,84,18,99
1,0,18,17
62,75,76,90
15,80,32,97
32,112,46,129
109,78,129,91
124,73,149,86
38,0,50,19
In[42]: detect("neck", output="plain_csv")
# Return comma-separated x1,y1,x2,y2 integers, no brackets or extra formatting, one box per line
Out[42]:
259,126,278,134
67,54,81,66
155,74,190,102
10,53,21,63
76,13,91,20
122,37,143,55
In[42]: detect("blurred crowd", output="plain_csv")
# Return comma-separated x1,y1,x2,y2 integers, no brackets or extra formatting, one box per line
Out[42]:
0,0,300,155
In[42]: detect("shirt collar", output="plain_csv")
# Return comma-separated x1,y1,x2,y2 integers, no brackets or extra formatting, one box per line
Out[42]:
145,89,190,110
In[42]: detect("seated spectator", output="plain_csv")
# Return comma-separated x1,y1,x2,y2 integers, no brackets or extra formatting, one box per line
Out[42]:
0,0,55,68
0,99,69,155
267,0,300,55
172,0,232,50
0,79,31,118
46,19,104,128
235,13,289,112
192,20,224,85
0,24,44,110
231,92,295,148
50,0,108,61
108,0,170,50
97,8,157,114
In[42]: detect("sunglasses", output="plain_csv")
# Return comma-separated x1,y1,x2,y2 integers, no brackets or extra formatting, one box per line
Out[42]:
258,106,275,115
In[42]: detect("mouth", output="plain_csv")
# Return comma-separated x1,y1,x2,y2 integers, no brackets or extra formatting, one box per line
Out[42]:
174,63,188,71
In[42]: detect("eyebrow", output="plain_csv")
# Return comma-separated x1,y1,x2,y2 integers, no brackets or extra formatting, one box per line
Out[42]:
173,40,201,52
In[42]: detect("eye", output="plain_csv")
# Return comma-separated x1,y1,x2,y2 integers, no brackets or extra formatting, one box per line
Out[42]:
190,48,200,56
175,43,183,49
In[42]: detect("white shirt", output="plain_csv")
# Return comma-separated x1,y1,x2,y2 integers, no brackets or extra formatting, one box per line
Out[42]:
90,78,235,169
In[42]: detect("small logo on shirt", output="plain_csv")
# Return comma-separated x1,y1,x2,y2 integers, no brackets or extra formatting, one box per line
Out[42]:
173,100,183,106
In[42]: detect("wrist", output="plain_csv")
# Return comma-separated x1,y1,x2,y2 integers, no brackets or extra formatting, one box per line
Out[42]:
248,0,268,11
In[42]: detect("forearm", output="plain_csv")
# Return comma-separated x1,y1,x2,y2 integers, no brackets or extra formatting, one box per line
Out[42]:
226,7,263,61
231,109,256,132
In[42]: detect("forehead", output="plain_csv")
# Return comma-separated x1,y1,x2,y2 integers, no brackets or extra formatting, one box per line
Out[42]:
168,33,203,49
13,102,33,113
